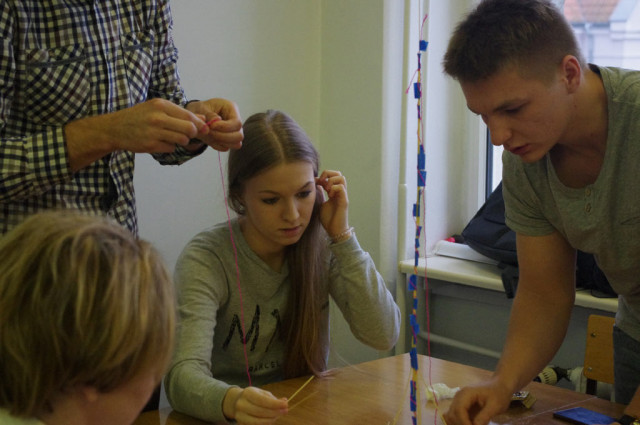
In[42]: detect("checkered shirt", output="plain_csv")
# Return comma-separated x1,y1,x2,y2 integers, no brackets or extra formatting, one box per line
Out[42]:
0,0,197,236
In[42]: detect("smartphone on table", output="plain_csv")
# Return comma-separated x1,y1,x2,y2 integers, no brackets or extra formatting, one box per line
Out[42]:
553,407,617,425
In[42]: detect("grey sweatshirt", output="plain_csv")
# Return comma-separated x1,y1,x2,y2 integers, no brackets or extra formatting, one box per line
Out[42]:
164,218,401,423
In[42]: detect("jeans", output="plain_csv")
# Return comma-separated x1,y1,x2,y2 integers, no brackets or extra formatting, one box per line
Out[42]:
613,325,640,404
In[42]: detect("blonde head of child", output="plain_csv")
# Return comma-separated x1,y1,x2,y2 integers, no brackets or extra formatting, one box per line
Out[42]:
0,210,176,425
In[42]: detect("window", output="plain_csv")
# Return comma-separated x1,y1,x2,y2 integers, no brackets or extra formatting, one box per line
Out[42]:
485,0,640,197
486,133,503,197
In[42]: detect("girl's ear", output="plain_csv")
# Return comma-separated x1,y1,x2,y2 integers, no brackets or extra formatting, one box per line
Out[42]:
238,201,246,215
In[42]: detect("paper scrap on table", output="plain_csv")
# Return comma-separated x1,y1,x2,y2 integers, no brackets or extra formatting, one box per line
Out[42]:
426,383,460,401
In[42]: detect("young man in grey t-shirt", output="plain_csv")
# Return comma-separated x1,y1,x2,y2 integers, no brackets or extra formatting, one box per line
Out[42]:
442,1,640,425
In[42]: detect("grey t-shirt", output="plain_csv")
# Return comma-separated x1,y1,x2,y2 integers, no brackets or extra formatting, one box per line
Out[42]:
503,65,640,343
164,218,401,423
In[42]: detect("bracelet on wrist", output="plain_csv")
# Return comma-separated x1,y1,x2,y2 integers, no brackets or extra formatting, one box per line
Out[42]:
330,227,354,243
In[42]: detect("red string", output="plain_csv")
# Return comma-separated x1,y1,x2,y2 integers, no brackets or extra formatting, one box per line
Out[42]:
405,14,429,94
217,152,252,386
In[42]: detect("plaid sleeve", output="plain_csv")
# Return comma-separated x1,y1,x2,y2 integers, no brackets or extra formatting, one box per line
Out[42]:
0,128,70,201
147,0,185,105
0,38,16,131
148,0,202,165
0,5,71,201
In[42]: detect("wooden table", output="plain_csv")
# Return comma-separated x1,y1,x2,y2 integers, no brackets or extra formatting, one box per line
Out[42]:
134,354,624,425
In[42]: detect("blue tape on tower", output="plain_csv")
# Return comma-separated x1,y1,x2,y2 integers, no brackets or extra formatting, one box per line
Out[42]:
420,40,428,51
418,170,426,187
409,347,418,370
409,275,417,290
413,82,421,99
410,316,420,335
418,146,425,169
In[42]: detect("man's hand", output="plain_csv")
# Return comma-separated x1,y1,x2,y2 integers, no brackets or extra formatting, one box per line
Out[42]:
443,379,513,425
186,98,244,151
64,98,210,171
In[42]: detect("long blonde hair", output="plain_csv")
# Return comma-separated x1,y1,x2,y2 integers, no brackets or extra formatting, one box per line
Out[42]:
228,110,329,378
0,210,176,417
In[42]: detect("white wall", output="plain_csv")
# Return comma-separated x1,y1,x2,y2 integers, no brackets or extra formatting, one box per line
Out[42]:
317,0,405,364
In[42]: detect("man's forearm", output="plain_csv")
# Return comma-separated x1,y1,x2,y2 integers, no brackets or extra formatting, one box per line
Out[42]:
64,115,115,172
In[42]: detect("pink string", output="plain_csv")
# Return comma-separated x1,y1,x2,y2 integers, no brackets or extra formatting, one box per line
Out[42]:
404,14,429,94
218,152,252,386
419,14,428,41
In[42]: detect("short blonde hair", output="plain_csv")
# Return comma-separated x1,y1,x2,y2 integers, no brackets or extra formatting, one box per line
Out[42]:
0,210,176,417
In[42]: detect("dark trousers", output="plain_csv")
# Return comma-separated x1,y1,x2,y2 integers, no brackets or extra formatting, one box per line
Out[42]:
613,326,640,404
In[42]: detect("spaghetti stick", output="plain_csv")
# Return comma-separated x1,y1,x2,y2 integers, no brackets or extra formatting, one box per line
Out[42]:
288,375,314,402
289,391,318,411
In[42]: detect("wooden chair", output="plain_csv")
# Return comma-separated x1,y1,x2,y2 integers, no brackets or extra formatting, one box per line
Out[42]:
583,314,615,395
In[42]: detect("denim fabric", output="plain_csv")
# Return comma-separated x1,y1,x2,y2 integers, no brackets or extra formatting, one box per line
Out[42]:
613,325,640,404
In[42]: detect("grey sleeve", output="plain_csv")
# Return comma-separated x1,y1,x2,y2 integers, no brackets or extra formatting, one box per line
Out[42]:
327,234,401,351
163,238,234,423
502,150,556,236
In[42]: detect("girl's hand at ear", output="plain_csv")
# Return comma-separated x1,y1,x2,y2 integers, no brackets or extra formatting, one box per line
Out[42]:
222,387,288,425
315,170,350,241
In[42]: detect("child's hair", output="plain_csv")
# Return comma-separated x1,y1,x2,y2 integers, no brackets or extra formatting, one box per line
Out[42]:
228,110,329,378
0,210,176,417
443,0,586,83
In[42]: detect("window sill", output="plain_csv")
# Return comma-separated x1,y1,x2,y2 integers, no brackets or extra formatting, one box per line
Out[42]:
398,253,617,313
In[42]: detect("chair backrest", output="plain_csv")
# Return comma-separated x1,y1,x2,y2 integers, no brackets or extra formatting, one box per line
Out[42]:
583,314,615,395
